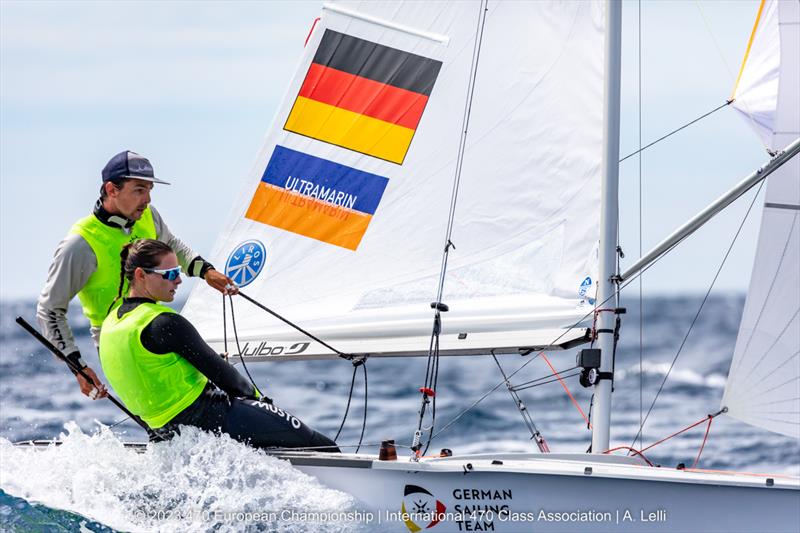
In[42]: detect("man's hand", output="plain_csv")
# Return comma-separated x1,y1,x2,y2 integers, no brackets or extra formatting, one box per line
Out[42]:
76,366,108,400
204,268,238,295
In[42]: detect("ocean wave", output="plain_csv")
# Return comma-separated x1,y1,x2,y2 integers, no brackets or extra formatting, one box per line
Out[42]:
616,361,727,389
0,422,366,532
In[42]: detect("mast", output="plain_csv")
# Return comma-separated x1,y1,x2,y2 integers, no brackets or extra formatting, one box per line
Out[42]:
591,0,622,454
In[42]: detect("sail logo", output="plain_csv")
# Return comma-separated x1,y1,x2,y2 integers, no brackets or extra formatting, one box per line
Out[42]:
284,29,442,165
401,485,446,532
245,146,388,250
578,276,595,305
225,240,266,287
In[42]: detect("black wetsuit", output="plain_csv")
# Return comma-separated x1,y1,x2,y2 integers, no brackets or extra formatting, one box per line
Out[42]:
117,298,339,452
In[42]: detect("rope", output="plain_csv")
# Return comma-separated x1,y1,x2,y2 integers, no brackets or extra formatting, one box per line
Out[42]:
691,415,715,469
603,446,654,467
628,179,765,450
356,362,368,454
227,294,265,396
639,413,717,454
333,363,360,442
541,354,590,427
237,291,351,359
225,291,365,446
222,293,228,354
618,101,732,163
604,410,723,469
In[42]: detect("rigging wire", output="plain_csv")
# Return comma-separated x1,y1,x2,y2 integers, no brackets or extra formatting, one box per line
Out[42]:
694,0,770,154
618,100,732,163
637,0,644,452
511,372,583,392
431,205,729,444
693,0,738,81
627,179,766,451
491,352,550,452
412,0,489,458
618,4,769,163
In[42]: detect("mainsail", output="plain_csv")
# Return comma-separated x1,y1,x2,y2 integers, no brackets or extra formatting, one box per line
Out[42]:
183,1,606,360
724,0,800,439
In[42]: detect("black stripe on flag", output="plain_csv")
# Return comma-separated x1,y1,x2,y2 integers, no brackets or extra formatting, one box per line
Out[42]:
312,30,442,96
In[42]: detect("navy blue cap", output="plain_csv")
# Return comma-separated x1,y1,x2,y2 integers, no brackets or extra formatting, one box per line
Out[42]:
101,151,170,185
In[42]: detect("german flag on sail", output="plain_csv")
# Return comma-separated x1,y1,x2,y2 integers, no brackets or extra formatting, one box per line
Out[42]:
284,30,443,165
245,146,389,251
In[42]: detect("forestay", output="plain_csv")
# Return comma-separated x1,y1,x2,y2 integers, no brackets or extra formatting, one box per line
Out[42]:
182,1,606,360
724,0,800,439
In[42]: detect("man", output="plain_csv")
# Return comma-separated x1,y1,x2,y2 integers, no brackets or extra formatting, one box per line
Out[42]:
37,150,234,400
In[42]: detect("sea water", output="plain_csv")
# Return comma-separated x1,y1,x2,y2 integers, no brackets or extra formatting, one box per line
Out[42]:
1,295,798,531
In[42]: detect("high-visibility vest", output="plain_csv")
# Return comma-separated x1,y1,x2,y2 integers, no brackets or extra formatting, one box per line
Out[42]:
70,207,157,326
99,302,207,428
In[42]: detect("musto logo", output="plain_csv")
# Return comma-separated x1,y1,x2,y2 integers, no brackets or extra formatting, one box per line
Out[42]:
225,240,266,287
402,485,446,532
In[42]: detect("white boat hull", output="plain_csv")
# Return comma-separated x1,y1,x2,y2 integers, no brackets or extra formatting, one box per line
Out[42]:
282,451,800,532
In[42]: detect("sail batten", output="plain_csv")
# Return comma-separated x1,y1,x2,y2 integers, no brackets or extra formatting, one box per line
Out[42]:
182,0,606,359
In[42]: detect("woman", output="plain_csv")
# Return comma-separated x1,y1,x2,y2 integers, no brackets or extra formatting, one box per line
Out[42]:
99,239,339,451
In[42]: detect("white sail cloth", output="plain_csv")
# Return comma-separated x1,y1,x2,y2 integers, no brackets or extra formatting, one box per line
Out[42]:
725,0,800,439
183,1,605,359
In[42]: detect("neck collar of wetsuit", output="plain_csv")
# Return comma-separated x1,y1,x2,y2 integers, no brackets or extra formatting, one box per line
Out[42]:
123,297,156,305
94,199,135,229
118,297,157,317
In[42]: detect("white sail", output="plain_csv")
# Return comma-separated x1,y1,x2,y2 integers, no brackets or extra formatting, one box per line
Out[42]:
724,0,800,439
183,1,605,360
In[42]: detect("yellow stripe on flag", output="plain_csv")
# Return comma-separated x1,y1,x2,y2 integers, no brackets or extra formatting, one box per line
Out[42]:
285,96,415,164
245,183,373,251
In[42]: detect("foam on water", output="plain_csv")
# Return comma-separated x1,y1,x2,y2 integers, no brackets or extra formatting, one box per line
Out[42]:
0,422,366,532
616,361,727,389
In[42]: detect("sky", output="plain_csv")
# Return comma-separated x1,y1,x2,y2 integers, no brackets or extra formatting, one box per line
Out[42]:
0,0,772,301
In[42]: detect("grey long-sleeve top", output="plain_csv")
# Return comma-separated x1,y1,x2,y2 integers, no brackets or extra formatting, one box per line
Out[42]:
37,202,212,363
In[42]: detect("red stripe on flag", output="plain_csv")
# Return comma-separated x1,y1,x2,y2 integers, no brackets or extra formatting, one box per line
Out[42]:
299,63,429,131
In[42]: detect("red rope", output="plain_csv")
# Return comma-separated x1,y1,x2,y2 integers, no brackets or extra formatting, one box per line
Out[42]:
604,413,719,469
603,446,654,466
591,307,617,340
640,415,711,453
540,353,591,428
691,416,714,468
305,17,321,47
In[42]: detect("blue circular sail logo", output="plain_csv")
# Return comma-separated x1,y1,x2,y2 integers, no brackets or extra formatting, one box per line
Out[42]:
225,240,266,287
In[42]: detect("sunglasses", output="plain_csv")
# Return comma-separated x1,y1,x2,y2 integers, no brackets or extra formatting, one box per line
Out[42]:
142,266,182,281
